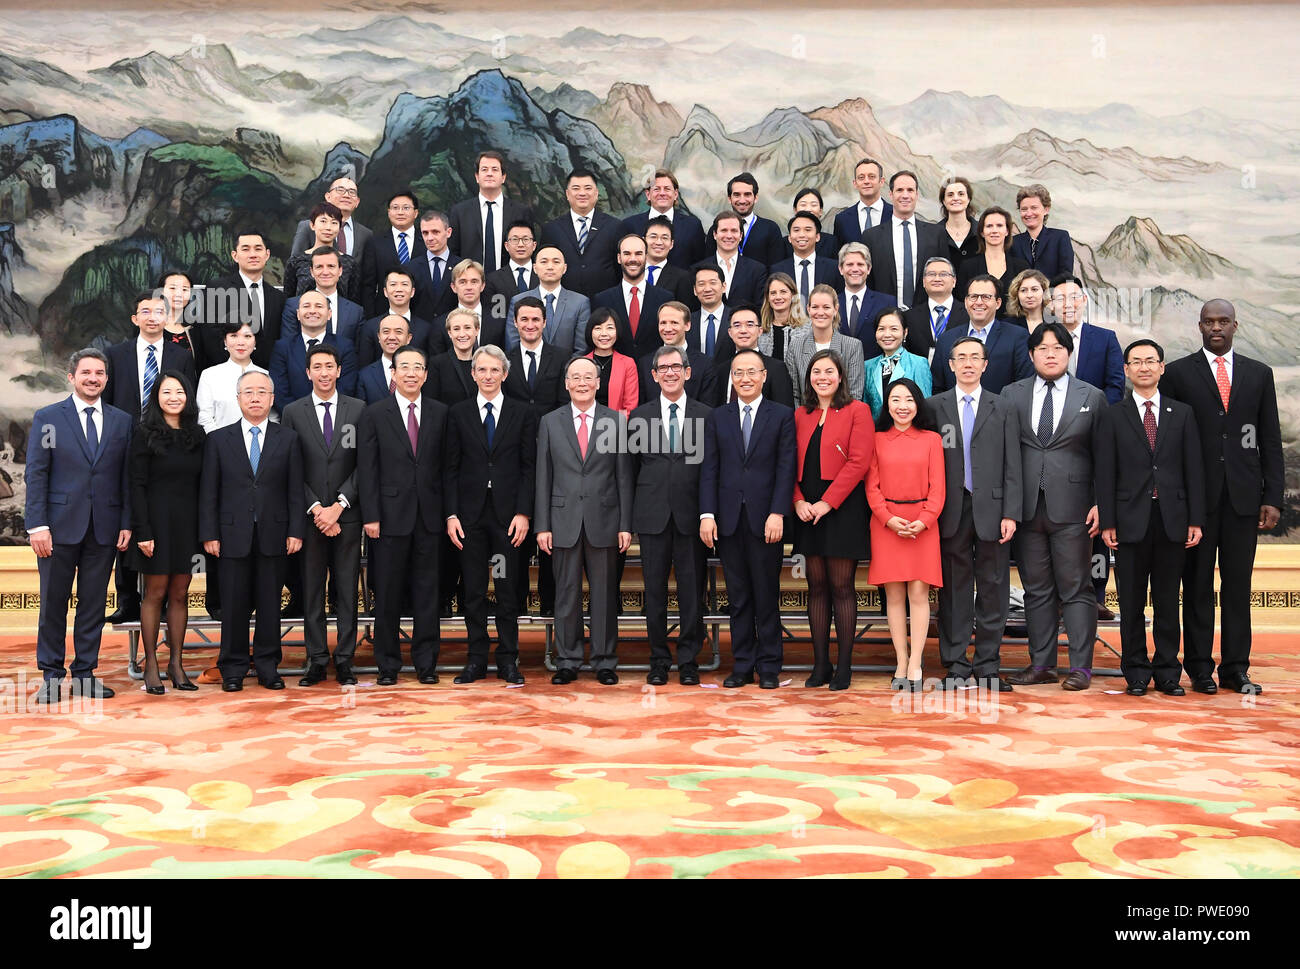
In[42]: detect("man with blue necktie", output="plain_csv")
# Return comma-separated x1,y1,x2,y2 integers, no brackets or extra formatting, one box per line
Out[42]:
930,275,1032,394
836,242,897,355
903,257,968,362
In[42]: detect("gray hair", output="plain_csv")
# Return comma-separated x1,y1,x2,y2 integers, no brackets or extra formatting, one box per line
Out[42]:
652,344,688,369
837,241,872,270
236,369,272,393
472,344,509,373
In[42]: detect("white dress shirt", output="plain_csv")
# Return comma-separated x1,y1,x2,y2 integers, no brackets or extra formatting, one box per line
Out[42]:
135,335,165,405
955,382,984,415
426,247,450,282
1133,388,1161,427
480,193,504,263
1031,372,1069,438
650,207,674,223
307,391,348,512
1202,347,1234,385
241,417,271,461
858,198,885,234
570,401,597,438
890,215,917,307
391,226,414,256
659,392,687,441
238,270,265,325
197,360,269,433
570,210,593,239
621,277,644,319
478,390,504,424
397,393,422,430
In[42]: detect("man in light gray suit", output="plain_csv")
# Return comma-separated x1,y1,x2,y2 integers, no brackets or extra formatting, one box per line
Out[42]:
507,244,589,355
923,336,1021,692
279,343,365,687
534,356,633,685
1001,321,1107,691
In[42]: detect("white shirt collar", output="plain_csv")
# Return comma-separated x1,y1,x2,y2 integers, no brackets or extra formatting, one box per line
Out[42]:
538,282,561,296
241,417,270,436
428,247,450,261
892,214,914,227
72,393,101,414
1203,347,1234,369
301,329,327,348
660,392,687,426
651,206,674,221
137,333,164,350
570,209,594,224
396,393,421,414
479,192,504,207
955,384,983,408
1035,372,1069,393
1134,388,1161,415
570,401,597,421
737,394,762,417
477,391,503,412
238,270,262,287
931,296,954,312
621,277,644,300
312,391,339,409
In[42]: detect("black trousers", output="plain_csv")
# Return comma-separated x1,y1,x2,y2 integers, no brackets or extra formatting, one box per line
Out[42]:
1183,491,1258,681
1116,499,1185,686
372,517,441,675
36,535,116,680
300,520,361,667
218,531,286,683
114,549,140,609
937,491,1011,679
640,525,708,669
717,513,784,676
461,512,520,665
517,531,555,613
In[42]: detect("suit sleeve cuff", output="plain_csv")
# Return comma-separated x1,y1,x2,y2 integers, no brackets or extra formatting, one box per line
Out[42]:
699,513,715,520
337,495,349,509
27,526,49,534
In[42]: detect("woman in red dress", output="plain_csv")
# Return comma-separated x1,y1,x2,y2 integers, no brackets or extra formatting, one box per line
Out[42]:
867,378,945,690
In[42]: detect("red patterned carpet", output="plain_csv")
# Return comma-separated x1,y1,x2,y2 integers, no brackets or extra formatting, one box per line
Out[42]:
1,630,1298,878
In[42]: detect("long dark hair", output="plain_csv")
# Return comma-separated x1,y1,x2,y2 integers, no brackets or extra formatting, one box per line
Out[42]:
874,377,937,433
801,348,853,411
141,369,204,453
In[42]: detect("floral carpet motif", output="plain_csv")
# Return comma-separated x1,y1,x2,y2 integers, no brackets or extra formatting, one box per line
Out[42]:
1,633,1297,878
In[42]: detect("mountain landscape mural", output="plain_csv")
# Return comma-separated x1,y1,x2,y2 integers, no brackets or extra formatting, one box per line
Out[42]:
0,2,1296,539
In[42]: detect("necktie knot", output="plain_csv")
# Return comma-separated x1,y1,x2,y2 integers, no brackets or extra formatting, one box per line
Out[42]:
1144,400,1153,411
669,402,678,417
800,259,809,267
963,394,973,405
484,401,493,415
1043,378,1055,391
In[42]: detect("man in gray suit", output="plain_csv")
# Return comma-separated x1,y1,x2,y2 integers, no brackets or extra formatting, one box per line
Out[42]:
280,343,364,687
923,336,1021,692
1001,321,1107,691
507,244,589,355
535,356,633,685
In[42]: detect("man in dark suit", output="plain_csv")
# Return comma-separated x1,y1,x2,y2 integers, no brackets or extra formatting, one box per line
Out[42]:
27,348,133,702
630,344,712,686
622,169,707,269
710,304,796,407
1160,299,1283,695
1048,275,1125,404
836,242,897,353
199,370,304,691
931,276,1033,394
1001,322,1108,691
535,356,634,685
369,190,425,315
724,172,785,268
700,348,796,689
483,219,538,308
507,244,590,355
357,346,449,685
503,297,568,615
904,256,968,361
1097,338,1205,696
194,229,285,373
444,344,537,685
705,212,766,306
770,213,843,307
689,265,732,361
408,210,458,323
280,249,365,346
590,233,673,358
356,314,409,405
270,291,359,406
103,291,197,622
923,336,1021,692
280,344,364,687
864,171,941,311
833,157,893,249
448,150,535,274
642,216,697,309
429,260,508,354
539,168,622,297
291,175,374,278
1011,185,1074,280
635,301,720,406
356,269,432,368
784,188,842,259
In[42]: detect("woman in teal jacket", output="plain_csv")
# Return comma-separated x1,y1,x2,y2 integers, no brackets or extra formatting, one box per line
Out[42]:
863,307,932,419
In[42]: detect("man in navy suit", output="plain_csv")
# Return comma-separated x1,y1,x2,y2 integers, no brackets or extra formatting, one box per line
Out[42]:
904,257,968,361
864,170,941,310
723,172,785,268
635,301,720,406
507,244,590,355
642,216,697,309
700,348,796,689
1048,275,1124,403
408,211,458,323
1011,184,1074,280
539,168,622,297
27,348,133,702
281,249,365,346
591,234,673,358
705,212,766,306
833,157,893,249
931,275,1033,393
356,315,410,405
447,150,534,274
769,213,843,308
355,269,432,368
836,242,896,352
270,291,358,407
483,219,538,308
370,191,425,315
622,169,706,269
688,265,732,361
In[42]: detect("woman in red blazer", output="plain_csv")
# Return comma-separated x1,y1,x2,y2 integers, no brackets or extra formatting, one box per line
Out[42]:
584,308,639,415
792,348,875,690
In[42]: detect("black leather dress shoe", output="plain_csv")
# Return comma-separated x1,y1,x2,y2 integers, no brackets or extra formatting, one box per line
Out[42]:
454,664,487,684
1155,682,1186,696
496,663,525,685
299,664,329,686
1191,676,1218,694
222,680,243,693
723,671,754,688
1220,675,1262,695
417,669,439,685
551,668,577,685
280,600,302,619
261,678,286,691
678,667,700,686
758,673,780,690
35,680,61,704
376,672,398,686
73,677,114,699
105,603,140,625
1126,683,1148,696
979,676,1015,693
936,675,970,691
596,669,619,685
335,663,358,686
646,667,669,686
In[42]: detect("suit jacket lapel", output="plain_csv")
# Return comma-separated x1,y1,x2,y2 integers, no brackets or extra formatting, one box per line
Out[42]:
64,398,97,465
391,396,416,459
562,408,585,464
1121,397,1149,452
1050,379,1089,444
743,400,770,463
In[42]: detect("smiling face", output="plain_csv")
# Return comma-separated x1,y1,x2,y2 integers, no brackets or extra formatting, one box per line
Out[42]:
388,195,418,231
651,346,688,397
472,351,506,396
453,267,485,308
224,324,256,363
875,314,905,355
981,213,1009,251
307,349,339,398
565,357,599,406
657,306,689,346
766,278,794,316
69,354,107,402
590,318,618,353
713,216,742,255
1050,281,1087,328
377,315,411,356
965,281,1001,327
949,340,989,390
618,236,647,282
890,174,918,219
923,261,956,300
385,272,414,309
566,176,598,216
729,349,767,402
157,375,187,418
504,225,535,264
392,347,427,399
310,252,341,292
1019,196,1048,233
296,291,330,336
645,224,673,263
694,268,724,308
310,212,340,246
795,193,822,217
514,305,545,347
943,181,969,216
728,309,761,350
854,160,883,204
728,181,756,216
133,297,168,340
807,290,837,330
1124,344,1165,393
448,316,479,356
237,371,274,423
808,357,841,401
788,217,819,257
887,383,917,428
161,274,191,319
839,253,868,290
647,176,678,213
325,178,358,219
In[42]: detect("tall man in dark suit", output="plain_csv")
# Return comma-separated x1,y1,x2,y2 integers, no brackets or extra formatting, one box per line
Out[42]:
280,249,366,346
591,233,673,358
837,242,897,353
700,348,796,689
931,276,1033,394
705,212,766,306
1159,299,1283,695
103,291,196,623
1097,339,1205,697
630,345,712,686
408,210,458,323
269,290,359,407
280,344,364,687
923,336,1021,692
864,170,941,311
622,168,707,269
770,213,843,308
291,175,374,277
904,257,968,361
642,216,697,309
369,190,425,314
27,348,133,703
1001,322,1108,691
444,345,537,685
357,346,449,685
724,172,785,268
483,219,538,308
833,157,893,249
194,229,285,373
535,356,634,685
199,370,304,691
448,150,534,274
539,168,622,297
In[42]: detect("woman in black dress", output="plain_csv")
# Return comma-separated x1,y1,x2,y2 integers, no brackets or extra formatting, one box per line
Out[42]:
957,206,1030,300
792,349,876,689
938,176,979,265
158,270,197,359
129,371,206,694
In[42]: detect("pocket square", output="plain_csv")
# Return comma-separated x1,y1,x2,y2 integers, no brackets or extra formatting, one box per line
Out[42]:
1079,406,1090,412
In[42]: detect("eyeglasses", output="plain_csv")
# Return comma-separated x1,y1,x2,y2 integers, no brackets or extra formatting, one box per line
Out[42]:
329,187,359,197
966,293,998,303
394,363,426,373
924,271,955,280
1050,293,1085,303
506,236,534,244
654,363,685,374
729,321,760,330
388,204,416,212
731,368,764,379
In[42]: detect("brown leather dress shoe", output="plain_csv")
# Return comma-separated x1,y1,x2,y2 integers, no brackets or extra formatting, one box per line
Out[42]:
1061,670,1092,691
1006,666,1058,686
